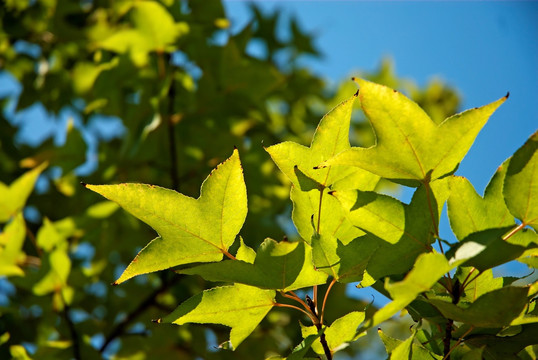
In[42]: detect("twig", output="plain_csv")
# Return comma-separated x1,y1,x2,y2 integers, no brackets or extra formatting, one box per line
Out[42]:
443,326,474,360
320,278,336,325
62,296,81,360
99,275,180,353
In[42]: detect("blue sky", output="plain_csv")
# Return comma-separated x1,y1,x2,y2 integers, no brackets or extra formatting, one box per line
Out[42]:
223,0,538,303
224,1,537,193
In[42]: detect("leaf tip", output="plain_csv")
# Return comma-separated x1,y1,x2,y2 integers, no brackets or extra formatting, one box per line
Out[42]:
80,182,87,188
328,190,336,196
505,91,510,99
151,318,162,324
111,281,119,286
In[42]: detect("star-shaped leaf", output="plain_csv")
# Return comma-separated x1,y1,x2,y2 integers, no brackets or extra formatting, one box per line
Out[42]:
447,160,514,240
504,131,538,231
158,284,275,350
84,149,247,284
180,238,327,291
321,79,508,185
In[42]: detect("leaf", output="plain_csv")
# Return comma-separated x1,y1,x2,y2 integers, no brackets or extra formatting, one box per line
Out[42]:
98,2,189,66
504,131,538,231
331,183,443,280
447,227,538,272
429,286,531,328
266,94,379,242
159,284,275,350
0,162,47,222
85,149,247,284
447,160,514,240
301,311,365,355
181,238,327,291
358,253,451,334
320,79,508,185
286,332,322,360
311,233,378,283
0,213,26,277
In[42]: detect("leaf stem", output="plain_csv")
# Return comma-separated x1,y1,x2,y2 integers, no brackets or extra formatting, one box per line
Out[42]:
460,267,476,290
274,303,317,324
320,278,336,325
281,291,312,314
503,222,526,241
221,248,237,260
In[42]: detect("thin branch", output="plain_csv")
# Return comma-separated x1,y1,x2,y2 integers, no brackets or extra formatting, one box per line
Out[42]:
460,267,476,289
61,295,81,360
443,326,474,360
100,275,180,353
320,278,336,325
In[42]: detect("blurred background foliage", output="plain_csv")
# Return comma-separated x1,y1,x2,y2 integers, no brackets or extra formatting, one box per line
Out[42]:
0,1,461,359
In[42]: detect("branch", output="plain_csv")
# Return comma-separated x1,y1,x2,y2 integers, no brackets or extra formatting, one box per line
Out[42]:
99,274,180,353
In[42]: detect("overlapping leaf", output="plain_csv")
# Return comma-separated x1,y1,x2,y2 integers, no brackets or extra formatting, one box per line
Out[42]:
180,238,327,291
428,286,531,328
321,79,508,185
158,284,275,350
358,253,450,334
330,182,447,280
447,160,514,240
266,94,379,242
504,131,538,231
85,149,247,284
301,311,365,355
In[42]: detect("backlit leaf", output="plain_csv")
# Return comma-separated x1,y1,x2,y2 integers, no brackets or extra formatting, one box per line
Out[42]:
321,79,507,185
181,238,327,291
85,149,247,284
0,213,26,277
503,131,538,231
159,284,275,350
0,162,47,222
447,160,514,240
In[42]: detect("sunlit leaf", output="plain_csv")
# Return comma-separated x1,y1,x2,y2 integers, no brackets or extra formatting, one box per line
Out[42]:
181,238,327,291
85,149,247,284
0,213,26,276
447,160,514,240
321,79,507,185
0,162,47,222
504,131,538,231
159,284,275,350
301,311,365,355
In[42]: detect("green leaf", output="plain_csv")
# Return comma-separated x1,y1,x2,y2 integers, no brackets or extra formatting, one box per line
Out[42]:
311,233,378,283
321,79,508,185
504,131,538,231
379,327,442,359
85,149,247,284
389,331,414,360
159,284,275,350
287,333,321,360
465,324,538,360
0,162,47,222
359,253,450,334
0,213,26,277
181,238,327,291
98,2,189,66
447,161,514,240
331,183,443,280
301,311,365,355
266,94,379,242
429,286,531,328
447,227,538,272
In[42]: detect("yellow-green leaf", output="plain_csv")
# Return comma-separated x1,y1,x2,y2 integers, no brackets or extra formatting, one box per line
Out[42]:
85,149,247,284
321,79,507,185
159,284,275,350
